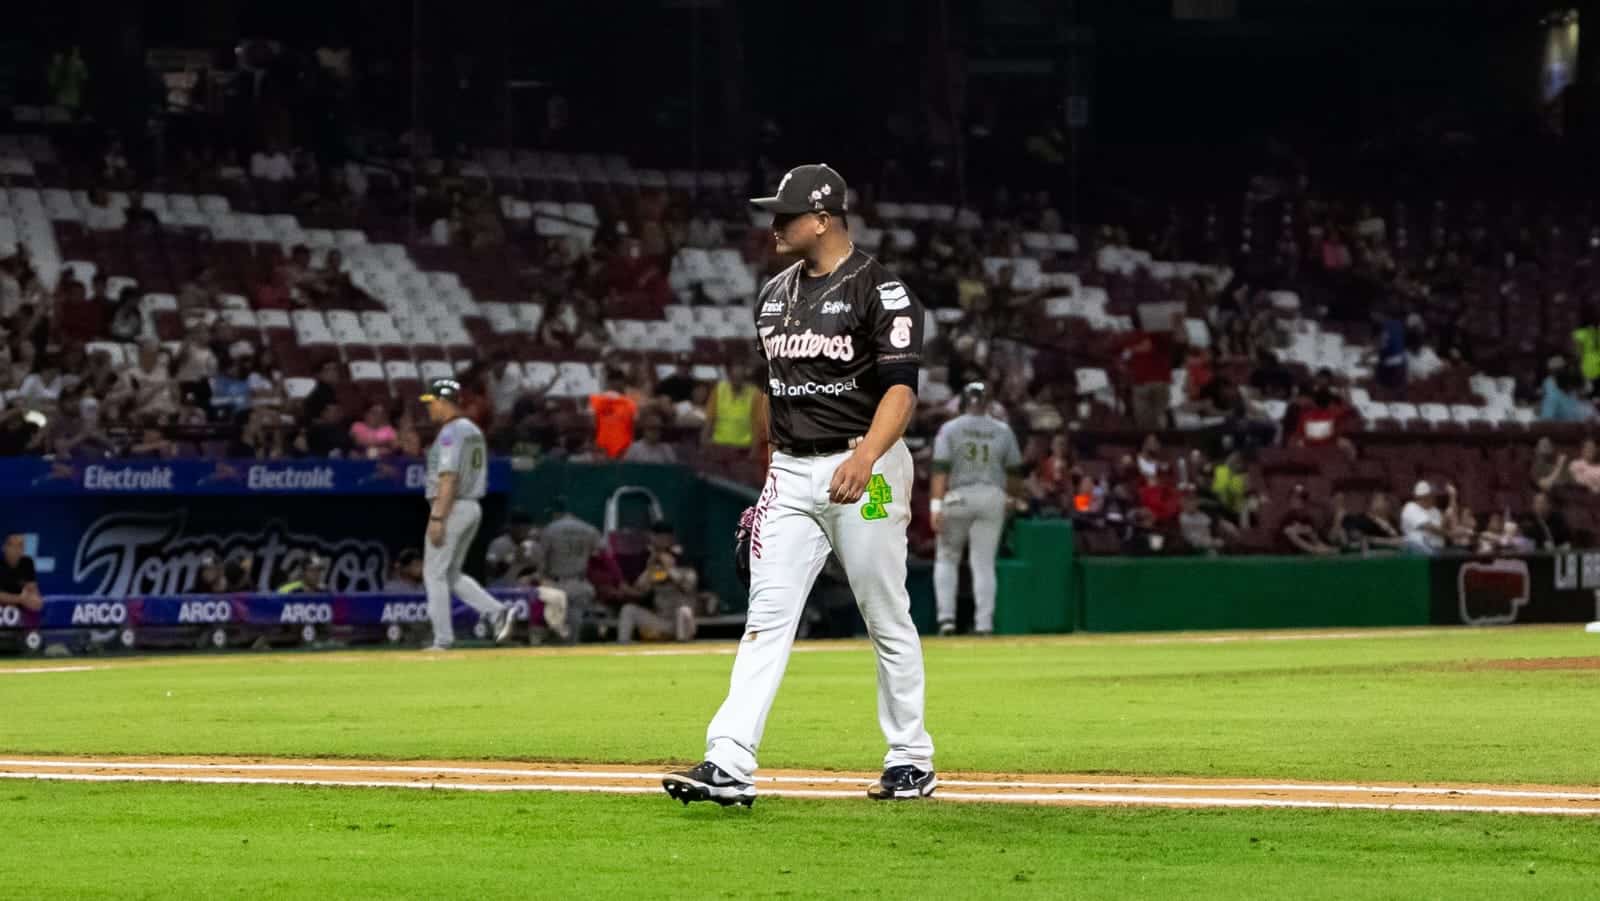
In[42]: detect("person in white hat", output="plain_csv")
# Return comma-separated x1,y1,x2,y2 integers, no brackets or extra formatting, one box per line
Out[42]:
1399,480,1452,554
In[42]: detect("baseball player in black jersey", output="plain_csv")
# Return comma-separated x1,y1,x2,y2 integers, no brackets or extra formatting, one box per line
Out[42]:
664,164,935,807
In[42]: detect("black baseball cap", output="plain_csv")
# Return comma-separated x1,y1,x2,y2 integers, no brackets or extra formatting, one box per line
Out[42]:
419,377,462,403
750,164,849,215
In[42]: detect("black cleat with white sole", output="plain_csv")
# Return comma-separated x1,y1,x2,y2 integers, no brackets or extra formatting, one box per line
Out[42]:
867,765,937,800
662,761,757,807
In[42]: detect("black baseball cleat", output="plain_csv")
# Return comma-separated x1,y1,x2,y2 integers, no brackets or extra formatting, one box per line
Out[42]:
662,761,757,807
867,765,937,800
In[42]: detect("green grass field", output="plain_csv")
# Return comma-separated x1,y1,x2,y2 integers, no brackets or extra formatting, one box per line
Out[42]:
3,625,1598,898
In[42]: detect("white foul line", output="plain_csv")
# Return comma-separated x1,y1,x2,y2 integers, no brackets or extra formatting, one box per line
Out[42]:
1,771,1596,815
1,759,1594,803
0,666,100,675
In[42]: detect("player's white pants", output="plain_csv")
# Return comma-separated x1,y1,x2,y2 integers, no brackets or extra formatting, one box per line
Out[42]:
705,441,933,782
423,499,507,646
934,484,1006,633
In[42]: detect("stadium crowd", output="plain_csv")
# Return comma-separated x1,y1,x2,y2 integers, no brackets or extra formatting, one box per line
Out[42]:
3,31,1600,570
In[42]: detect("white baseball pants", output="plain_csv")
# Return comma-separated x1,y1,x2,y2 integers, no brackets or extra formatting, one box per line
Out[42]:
705,440,934,782
934,484,1006,633
423,499,508,646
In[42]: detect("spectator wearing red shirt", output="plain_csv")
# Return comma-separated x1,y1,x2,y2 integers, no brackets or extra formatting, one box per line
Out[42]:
1291,370,1355,456
1183,345,1213,402
1028,433,1075,511
1138,466,1182,524
1117,327,1175,430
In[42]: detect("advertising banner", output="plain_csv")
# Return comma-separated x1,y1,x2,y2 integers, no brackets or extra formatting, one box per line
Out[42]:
1428,553,1600,626
1,589,543,635
0,457,511,496
0,458,510,595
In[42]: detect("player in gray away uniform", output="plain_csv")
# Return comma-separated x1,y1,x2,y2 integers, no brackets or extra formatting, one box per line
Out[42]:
420,378,515,650
538,498,603,643
931,383,1023,636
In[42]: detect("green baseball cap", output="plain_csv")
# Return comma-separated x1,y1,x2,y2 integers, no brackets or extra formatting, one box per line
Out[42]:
419,377,462,403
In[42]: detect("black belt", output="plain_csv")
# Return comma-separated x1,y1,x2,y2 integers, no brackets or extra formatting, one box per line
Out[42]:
776,436,861,457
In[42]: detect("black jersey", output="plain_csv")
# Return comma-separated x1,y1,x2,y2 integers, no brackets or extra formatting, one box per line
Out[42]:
753,249,924,447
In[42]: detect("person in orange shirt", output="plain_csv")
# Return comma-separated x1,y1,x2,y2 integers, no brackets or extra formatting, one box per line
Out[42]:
589,369,639,459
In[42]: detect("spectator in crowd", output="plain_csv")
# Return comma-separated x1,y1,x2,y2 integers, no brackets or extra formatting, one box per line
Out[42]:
83,186,124,231
209,356,253,422
1117,322,1174,430
250,142,295,183
1248,348,1296,401
1290,370,1354,454
1135,434,1164,479
1477,512,1531,554
124,190,160,233
1339,492,1405,551
539,499,603,641
623,415,677,464
86,272,111,304
229,406,284,458
1374,308,1407,390
223,552,256,593
1566,438,1600,493
45,390,110,458
1400,481,1452,554
15,356,64,408
384,549,425,592
349,402,398,457
47,45,88,114
107,285,143,341
302,359,340,425
617,521,699,644
485,512,542,584
276,554,329,594
653,358,697,407
1277,484,1337,555
126,418,178,458
1179,490,1221,554
119,339,177,417
178,265,220,315
0,533,43,612
1531,437,1571,493
1521,491,1572,551
1028,433,1075,513
703,364,760,456
302,403,350,457
1574,309,1600,395
1540,360,1593,422
187,552,229,593
1210,450,1255,529
589,368,638,459
173,326,218,383
395,411,424,457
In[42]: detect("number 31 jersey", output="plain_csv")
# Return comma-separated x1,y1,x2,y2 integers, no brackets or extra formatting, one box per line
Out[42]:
752,250,924,447
932,413,1022,491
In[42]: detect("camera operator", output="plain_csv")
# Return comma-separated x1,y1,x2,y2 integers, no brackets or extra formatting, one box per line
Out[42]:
617,521,698,643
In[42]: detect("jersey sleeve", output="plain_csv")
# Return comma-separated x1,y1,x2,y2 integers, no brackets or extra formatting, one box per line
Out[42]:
865,276,924,366
932,424,954,466
1003,427,1024,471
434,423,463,473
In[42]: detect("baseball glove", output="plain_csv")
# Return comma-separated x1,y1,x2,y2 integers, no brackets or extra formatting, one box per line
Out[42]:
734,505,757,585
